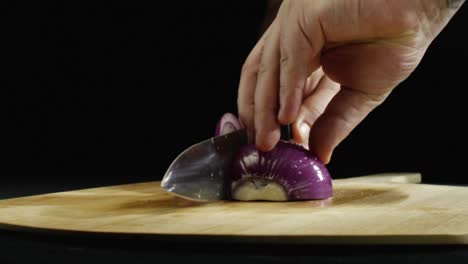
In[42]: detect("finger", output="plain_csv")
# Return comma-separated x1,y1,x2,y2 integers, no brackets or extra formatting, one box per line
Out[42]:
238,25,273,143
292,76,340,147
254,20,281,151
303,67,325,97
277,1,323,125
290,67,328,147
308,87,388,164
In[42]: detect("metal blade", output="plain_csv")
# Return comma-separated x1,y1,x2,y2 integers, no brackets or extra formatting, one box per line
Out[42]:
161,129,248,201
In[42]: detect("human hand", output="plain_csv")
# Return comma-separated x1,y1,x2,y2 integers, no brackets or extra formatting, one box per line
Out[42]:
238,0,464,163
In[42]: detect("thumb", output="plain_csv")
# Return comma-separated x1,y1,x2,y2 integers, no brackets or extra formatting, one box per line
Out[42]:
292,76,340,148
308,87,388,164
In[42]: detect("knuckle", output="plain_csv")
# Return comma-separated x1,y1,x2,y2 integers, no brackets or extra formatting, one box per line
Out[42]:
305,105,325,119
279,81,304,94
255,103,276,116
237,98,253,112
279,82,289,95
241,60,258,75
335,112,356,131
328,82,341,93
238,101,254,114
239,115,253,128
279,52,290,67
257,62,269,77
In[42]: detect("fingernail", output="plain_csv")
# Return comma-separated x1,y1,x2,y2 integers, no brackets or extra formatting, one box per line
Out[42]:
323,150,333,164
300,122,311,139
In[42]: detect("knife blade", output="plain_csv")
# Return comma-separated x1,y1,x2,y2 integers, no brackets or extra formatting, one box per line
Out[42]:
161,129,248,201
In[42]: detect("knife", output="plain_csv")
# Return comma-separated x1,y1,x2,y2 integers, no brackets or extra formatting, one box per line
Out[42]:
161,129,248,201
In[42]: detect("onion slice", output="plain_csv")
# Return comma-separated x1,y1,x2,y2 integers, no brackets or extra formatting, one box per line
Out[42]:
215,112,242,137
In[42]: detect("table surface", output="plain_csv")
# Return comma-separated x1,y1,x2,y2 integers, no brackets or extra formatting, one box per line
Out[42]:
1,176,467,264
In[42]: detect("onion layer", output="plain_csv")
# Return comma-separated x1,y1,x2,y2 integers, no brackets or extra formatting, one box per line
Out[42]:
215,112,242,137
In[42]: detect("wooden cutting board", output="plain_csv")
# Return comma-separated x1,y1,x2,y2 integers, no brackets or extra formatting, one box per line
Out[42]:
0,173,467,245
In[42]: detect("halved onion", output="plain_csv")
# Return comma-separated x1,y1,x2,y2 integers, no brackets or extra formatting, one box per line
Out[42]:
230,142,332,201
216,113,333,201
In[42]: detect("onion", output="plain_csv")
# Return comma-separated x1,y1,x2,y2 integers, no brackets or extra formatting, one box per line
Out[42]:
216,113,333,201
215,112,242,136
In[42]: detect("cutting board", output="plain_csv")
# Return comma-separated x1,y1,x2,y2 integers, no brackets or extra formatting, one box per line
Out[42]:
1,173,467,245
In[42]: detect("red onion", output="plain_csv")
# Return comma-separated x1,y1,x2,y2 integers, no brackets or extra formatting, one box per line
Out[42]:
215,112,242,136
216,113,333,201
230,142,332,201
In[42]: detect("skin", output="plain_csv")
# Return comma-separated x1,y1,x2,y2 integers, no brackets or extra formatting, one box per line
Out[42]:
238,0,465,164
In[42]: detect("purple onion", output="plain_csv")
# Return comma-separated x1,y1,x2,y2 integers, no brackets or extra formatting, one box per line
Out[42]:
230,141,332,201
215,112,333,201
215,112,242,137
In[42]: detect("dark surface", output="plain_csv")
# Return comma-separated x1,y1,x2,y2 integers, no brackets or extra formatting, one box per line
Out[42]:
2,234,468,264
3,1,468,185
3,1,468,263
1,217,468,264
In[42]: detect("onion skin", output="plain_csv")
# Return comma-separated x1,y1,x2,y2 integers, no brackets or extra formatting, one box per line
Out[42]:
230,141,333,201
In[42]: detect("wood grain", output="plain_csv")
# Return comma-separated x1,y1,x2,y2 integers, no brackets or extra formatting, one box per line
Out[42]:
0,173,467,244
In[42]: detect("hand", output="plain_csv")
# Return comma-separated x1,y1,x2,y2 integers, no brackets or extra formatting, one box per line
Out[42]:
238,0,463,163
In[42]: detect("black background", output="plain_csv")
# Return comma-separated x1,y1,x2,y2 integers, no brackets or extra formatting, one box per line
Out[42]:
4,1,468,192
